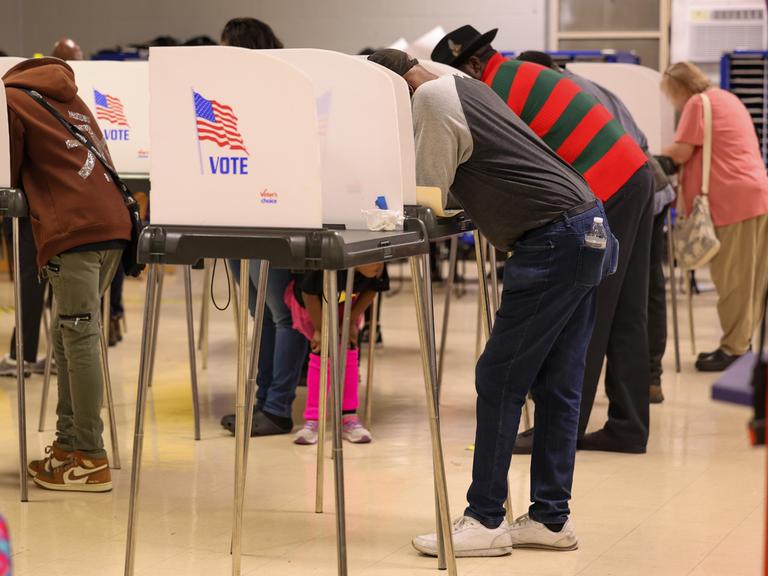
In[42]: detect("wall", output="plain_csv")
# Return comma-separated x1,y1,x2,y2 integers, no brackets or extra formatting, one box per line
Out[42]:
7,0,546,58
0,0,23,56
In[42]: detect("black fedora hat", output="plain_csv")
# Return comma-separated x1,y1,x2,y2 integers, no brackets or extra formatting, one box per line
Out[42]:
431,25,498,68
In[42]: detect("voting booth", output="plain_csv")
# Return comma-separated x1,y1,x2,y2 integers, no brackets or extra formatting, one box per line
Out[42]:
267,49,414,226
124,46,455,576
568,62,675,154
69,61,150,177
149,47,322,229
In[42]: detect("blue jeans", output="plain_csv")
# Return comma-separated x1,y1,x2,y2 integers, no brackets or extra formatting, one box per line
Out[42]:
465,204,615,528
229,261,308,419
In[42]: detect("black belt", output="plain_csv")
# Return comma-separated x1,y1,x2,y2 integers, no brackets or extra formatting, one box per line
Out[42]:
560,199,597,221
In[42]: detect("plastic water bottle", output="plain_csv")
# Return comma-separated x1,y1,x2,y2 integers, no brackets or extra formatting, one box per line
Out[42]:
585,217,607,249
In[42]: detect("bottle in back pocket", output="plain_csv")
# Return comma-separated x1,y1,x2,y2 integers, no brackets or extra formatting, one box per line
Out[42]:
585,217,607,249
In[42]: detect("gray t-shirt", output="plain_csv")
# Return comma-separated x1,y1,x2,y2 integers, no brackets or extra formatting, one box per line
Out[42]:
413,75,593,250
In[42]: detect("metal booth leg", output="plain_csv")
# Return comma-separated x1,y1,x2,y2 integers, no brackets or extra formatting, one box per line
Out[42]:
124,264,162,576
101,285,121,469
12,217,28,502
410,254,457,575
331,270,355,576
147,267,165,387
183,266,202,440
437,236,459,395
315,272,332,513
687,271,696,357
417,253,448,569
39,294,57,431
487,241,500,313
198,259,212,369
230,259,253,576
474,233,492,340
474,232,515,523
229,261,242,348
363,293,379,428
666,207,681,373
240,262,269,484
232,260,271,576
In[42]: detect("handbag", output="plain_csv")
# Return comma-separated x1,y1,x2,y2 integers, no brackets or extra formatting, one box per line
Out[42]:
17,88,146,277
673,92,720,270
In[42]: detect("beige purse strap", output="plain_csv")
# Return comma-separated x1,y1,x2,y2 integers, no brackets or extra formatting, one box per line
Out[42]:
700,92,713,197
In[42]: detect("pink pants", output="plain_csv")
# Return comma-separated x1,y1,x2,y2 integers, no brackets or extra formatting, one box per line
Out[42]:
304,348,359,421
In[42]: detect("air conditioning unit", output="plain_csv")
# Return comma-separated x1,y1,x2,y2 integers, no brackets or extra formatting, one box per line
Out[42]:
687,5,767,62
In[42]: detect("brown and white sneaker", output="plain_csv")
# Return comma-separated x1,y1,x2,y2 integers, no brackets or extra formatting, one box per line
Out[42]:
27,443,74,478
33,451,112,492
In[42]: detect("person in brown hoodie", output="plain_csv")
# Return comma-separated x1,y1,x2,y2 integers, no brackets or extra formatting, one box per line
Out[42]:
4,57,131,492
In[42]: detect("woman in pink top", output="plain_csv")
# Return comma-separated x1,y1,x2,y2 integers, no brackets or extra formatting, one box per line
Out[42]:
662,62,768,371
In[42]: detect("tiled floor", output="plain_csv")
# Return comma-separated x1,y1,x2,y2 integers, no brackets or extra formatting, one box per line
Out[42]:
0,267,763,575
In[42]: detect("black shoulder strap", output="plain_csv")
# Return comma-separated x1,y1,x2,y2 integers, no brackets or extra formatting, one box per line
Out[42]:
16,88,137,208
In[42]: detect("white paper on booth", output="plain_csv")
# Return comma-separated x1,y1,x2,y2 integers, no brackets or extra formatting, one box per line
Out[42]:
149,46,323,229
69,61,150,176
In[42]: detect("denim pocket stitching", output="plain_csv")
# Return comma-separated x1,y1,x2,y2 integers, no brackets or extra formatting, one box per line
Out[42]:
512,239,555,253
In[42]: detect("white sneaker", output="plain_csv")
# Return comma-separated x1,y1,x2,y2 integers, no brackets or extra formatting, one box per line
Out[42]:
507,514,578,551
342,417,372,444
294,421,319,445
412,516,513,557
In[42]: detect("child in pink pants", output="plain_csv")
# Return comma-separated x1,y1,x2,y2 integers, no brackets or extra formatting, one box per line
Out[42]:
284,264,387,445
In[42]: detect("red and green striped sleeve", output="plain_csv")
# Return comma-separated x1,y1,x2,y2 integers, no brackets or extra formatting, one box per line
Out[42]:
483,59,647,201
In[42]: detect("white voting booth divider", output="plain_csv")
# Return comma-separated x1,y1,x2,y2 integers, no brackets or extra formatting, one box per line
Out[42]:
568,62,675,154
268,49,414,226
420,59,466,78
0,80,10,188
0,58,25,188
0,57,24,79
69,60,150,176
150,46,323,229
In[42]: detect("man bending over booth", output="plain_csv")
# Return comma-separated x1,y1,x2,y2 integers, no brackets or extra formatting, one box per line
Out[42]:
368,49,616,557
432,26,655,454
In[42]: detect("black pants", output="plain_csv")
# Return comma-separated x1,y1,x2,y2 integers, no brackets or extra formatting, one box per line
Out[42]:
109,262,125,318
3,218,46,363
648,211,667,386
578,166,654,448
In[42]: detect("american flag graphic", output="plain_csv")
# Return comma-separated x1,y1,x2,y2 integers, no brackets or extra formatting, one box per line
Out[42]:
193,91,248,155
93,90,129,126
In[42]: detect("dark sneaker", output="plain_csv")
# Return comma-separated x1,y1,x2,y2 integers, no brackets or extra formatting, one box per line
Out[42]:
251,410,293,436
512,427,534,455
697,349,720,361
695,348,740,372
578,429,646,454
33,451,112,492
220,409,292,437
